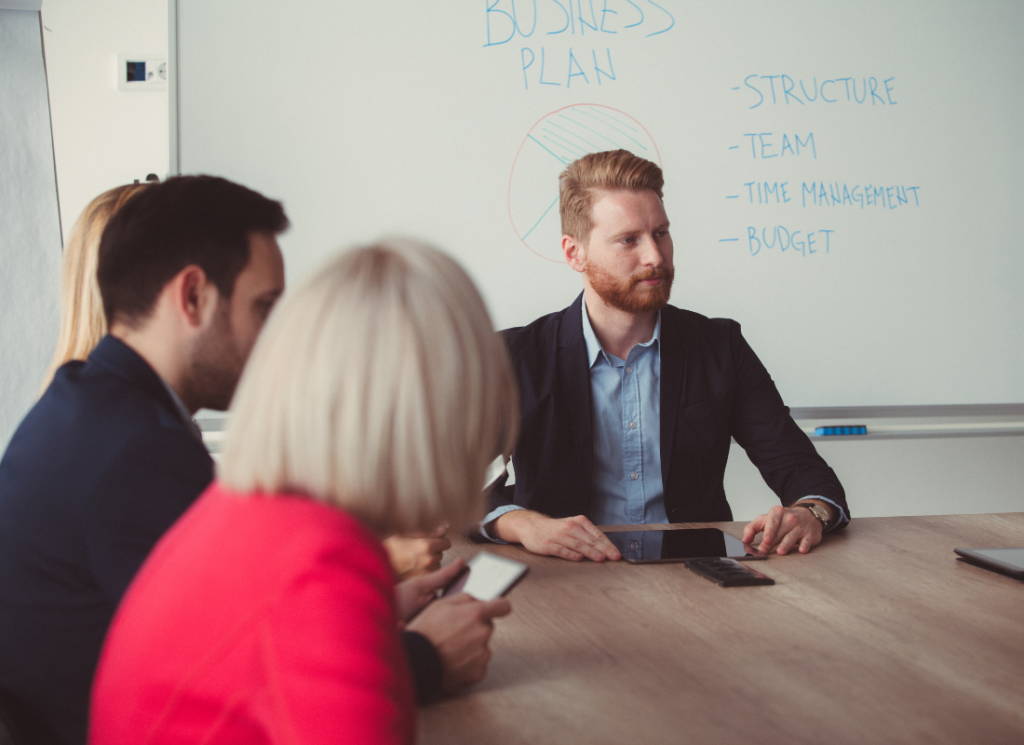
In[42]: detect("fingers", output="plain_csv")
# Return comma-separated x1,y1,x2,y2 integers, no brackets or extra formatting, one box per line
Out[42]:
549,544,585,562
433,588,512,621
515,513,602,561
771,508,823,555
537,516,618,562
798,531,816,554
556,522,614,562
400,537,448,575
742,514,766,544
384,531,453,580
792,509,823,554
436,592,477,608
774,524,802,555
422,558,465,590
744,506,829,556
426,525,452,556
478,597,512,620
573,516,622,561
428,536,453,553
407,593,507,694
758,505,786,551
414,536,450,573
395,558,467,621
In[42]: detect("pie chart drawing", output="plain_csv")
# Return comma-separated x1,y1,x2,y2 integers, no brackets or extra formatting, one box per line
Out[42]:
508,104,661,263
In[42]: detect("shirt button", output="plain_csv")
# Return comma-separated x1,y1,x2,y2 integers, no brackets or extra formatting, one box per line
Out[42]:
631,472,639,480
625,366,633,374
628,421,636,429
630,541,639,550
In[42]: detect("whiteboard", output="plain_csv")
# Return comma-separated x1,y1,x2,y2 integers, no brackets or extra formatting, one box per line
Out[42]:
173,0,1024,408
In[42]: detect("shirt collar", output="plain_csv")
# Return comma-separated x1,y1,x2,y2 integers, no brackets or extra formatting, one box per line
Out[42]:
158,377,204,442
581,296,662,368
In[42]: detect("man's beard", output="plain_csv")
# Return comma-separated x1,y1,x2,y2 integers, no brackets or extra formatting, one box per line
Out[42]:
184,301,245,412
585,262,674,313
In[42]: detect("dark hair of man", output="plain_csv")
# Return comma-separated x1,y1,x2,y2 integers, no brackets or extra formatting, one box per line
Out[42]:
96,175,289,327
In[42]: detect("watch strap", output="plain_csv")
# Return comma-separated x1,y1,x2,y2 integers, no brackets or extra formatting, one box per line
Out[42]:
796,502,831,532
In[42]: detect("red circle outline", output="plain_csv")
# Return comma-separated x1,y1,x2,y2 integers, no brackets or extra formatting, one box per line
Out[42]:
507,103,663,263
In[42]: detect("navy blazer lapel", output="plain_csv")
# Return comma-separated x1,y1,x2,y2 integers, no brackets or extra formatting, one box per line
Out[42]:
557,294,593,501
659,308,686,490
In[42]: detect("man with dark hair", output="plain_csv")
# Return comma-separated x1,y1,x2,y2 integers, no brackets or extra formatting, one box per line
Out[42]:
0,175,288,745
483,150,849,561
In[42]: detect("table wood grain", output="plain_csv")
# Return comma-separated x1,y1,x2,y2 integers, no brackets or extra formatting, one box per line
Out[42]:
418,514,1024,745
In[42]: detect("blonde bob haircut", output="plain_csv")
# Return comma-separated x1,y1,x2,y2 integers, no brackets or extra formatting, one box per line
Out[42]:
218,239,519,536
41,183,149,391
559,149,664,243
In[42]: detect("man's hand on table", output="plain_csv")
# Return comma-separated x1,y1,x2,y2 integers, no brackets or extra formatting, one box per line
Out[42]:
491,509,621,562
742,501,834,555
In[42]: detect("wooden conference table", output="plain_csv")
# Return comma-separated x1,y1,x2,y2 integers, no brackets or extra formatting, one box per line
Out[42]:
418,514,1024,745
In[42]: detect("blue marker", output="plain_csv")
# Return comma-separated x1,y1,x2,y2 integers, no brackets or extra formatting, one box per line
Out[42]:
814,425,867,436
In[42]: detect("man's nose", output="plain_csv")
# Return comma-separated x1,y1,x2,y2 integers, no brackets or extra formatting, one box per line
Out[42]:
639,235,665,266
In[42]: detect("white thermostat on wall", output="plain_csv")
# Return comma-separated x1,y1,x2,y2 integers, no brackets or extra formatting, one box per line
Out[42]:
117,54,167,91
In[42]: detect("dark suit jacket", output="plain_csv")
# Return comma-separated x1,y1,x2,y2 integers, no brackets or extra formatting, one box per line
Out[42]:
0,336,214,745
490,294,848,525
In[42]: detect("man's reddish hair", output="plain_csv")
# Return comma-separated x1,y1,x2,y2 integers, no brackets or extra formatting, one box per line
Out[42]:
558,150,664,242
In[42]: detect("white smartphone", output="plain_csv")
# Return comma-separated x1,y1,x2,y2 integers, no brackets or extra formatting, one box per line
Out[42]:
442,552,529,601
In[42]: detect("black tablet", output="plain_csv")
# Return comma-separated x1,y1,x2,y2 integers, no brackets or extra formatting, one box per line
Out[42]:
607,528,764,564
953,547,1024,581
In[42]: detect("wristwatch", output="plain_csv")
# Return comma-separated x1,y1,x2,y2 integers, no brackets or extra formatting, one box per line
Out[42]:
796,501,831,532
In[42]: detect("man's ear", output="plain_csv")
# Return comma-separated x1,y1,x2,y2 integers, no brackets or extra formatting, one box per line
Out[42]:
562,234,587,274
170,265,216,329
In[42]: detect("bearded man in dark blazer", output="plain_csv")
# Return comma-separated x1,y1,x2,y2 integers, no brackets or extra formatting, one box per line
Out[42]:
0,176,290,745
483,150,849,562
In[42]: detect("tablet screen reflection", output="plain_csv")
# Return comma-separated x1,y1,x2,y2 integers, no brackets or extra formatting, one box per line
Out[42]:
605,528,749,562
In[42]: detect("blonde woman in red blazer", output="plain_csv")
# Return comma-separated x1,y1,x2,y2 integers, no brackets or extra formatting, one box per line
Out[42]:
89,240,519,745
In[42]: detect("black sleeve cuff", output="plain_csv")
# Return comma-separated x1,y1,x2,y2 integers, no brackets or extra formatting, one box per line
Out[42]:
401,630,444,702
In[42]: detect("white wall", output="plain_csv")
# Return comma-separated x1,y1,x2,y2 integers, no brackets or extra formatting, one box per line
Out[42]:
41,0,168,244
725,436,1024,520
0,8,62,450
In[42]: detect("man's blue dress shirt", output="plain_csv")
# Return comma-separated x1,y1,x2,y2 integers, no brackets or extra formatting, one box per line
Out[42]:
581,302,667,526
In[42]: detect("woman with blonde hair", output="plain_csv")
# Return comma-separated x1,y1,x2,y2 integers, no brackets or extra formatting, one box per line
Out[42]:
40,183,149,391
89,239,519,744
